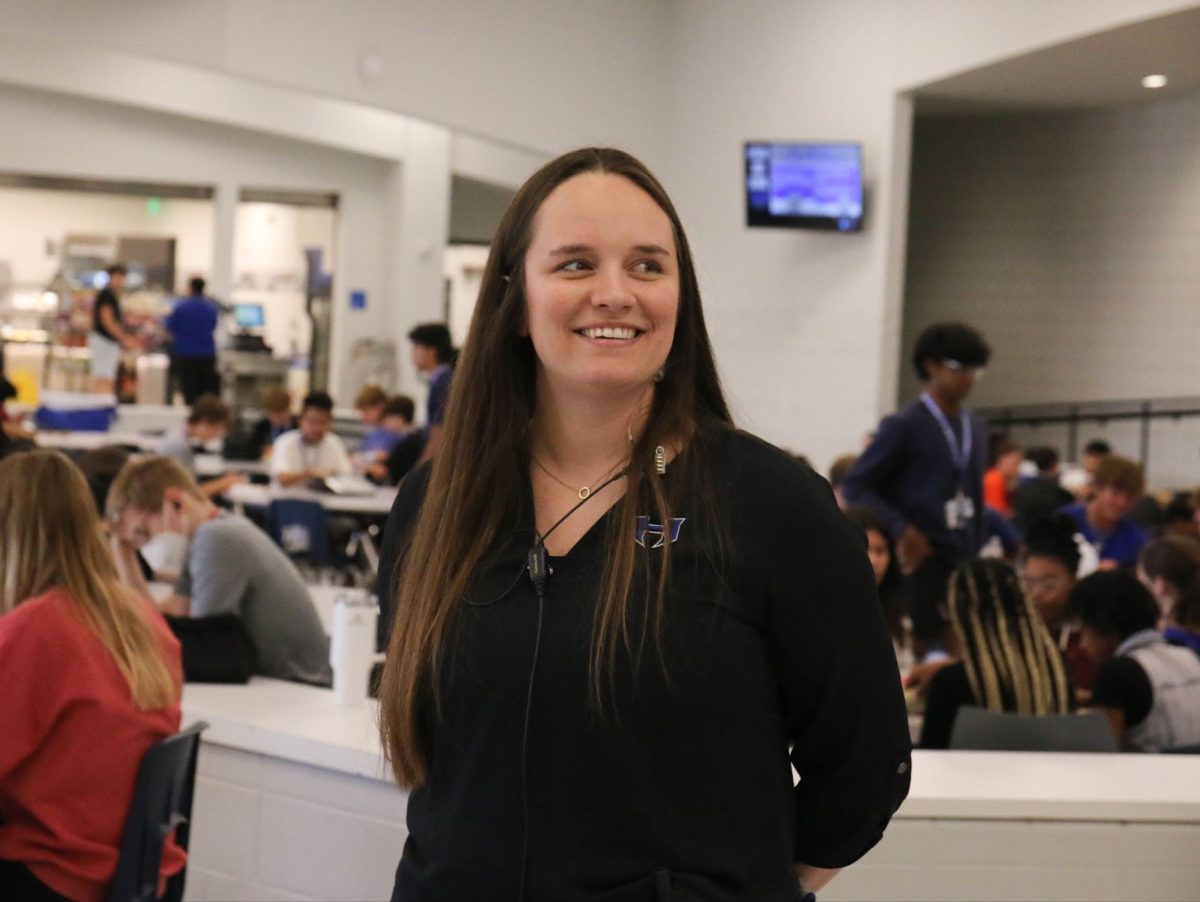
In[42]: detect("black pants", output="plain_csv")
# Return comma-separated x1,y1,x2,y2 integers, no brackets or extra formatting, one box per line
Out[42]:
0,859,73,901
905,554,956,647
173,355,220,404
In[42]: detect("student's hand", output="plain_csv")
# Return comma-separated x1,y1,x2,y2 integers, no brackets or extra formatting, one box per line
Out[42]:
309,468,333,480
896,526,933,575
366,462,388,483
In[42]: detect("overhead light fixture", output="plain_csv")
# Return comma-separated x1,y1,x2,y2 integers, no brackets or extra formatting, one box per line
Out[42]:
1142,74,1168,89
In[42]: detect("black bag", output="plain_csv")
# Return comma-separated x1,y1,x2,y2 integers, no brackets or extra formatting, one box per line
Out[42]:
164,613,258,683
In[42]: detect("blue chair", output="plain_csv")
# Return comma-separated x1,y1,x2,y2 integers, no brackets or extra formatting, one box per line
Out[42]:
110,721,208,902
949,707,1119,753
265,498,332,567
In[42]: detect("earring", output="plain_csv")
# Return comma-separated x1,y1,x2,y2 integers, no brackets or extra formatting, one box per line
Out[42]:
653,366,665,383
655,445,667,476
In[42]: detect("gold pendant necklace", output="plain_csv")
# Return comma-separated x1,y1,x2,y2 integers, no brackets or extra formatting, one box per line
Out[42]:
533,456,621,500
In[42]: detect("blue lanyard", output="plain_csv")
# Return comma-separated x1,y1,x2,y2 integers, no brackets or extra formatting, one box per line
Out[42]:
920,392,971,475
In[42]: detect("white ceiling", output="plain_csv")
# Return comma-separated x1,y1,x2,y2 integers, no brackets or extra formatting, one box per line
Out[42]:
913,5,1200,115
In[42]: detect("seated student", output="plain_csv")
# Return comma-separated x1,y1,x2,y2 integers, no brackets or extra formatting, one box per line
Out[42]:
245,386,298,459
270,391,352,487
1059,455,1147,571
353,384,397,454
919,558,1072,749
0,451,184,902
1021,515,1096,697
107,456,332,686
1138,535,1200,624
983,438,1023,519
1012,446,1075,535
366,395,426,486
74,444,132,517
1162,492,1199,541
160,393,243,498
1071,571,1200,752
1165,585,1200,658
844,506,913,673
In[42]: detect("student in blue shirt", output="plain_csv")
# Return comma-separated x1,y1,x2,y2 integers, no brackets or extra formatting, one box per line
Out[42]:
165,277,221,404
1059,455,1147,571
355,384,398,455
843,322,991,652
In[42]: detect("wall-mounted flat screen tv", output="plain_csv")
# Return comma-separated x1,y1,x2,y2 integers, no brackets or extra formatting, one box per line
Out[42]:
745,142,864,232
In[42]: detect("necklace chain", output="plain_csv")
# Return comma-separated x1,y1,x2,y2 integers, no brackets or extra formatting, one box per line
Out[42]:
533,455,624,500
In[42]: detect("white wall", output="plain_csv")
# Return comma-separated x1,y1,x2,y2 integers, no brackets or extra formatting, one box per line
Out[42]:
0,0,669,164
901,92,1200,408
660,0,1199,473
0,187,214,289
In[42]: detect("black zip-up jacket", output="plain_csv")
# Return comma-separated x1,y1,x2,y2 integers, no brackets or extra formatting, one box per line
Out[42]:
377,427,911,901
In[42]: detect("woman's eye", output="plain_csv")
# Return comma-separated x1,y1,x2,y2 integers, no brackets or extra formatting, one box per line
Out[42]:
632,260,664,275
557,259,591,273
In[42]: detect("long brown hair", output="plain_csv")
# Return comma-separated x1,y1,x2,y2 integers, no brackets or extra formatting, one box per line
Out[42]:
948,559,1070,715
0,450,177,709
380,147,732,787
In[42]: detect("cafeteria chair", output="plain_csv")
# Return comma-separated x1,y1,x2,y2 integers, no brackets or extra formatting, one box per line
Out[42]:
949,707,1119,753
110,721,208,902
265,498,333,567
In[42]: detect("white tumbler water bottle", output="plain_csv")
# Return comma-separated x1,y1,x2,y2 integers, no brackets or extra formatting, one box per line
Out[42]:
330,591,383,706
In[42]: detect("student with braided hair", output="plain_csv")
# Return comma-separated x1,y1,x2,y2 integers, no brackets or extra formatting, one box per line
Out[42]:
919,558,1072,749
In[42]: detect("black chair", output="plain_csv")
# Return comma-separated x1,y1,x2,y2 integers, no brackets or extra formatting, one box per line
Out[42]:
949,707,1119,753
110,721,208,902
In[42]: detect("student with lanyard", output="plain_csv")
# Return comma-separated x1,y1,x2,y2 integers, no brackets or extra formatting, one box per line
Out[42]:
843,322,991,658
375,147,910,902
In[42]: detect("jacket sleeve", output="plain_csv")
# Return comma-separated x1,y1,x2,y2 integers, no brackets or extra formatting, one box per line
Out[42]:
765,467,912,867
841,413,911,539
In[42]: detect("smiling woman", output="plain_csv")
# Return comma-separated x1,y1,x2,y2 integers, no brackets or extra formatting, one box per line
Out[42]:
375,147,911,902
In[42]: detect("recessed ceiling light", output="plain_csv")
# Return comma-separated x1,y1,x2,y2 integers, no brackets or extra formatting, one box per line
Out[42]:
1142,74,1168,89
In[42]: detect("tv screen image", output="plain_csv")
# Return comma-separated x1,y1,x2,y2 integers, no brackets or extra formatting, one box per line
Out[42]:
233,303,265,329
745,142,864,232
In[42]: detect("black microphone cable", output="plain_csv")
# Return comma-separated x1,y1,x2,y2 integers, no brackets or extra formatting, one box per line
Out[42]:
516,468,627,902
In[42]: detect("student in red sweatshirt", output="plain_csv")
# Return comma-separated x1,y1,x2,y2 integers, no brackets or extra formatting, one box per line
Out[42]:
0,450,184,902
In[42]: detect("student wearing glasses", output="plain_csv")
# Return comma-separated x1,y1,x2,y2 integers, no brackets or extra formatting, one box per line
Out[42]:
843,322,991,658
1021,514,1096,699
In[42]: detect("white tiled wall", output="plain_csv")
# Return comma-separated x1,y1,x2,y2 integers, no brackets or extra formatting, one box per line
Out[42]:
186,743,408,902
901,88,1200,488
